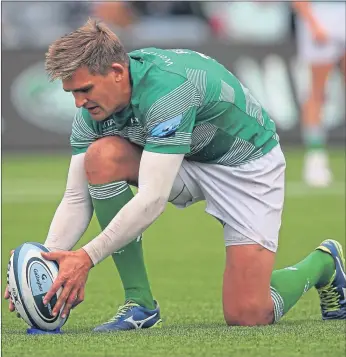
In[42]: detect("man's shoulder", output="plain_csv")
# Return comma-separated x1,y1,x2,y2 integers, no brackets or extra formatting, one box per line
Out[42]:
73,108,90,121
75,108,98,124
131,57,189,115
129,48,189,81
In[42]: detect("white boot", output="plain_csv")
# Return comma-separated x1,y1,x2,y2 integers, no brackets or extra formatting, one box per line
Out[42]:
303,150,333,187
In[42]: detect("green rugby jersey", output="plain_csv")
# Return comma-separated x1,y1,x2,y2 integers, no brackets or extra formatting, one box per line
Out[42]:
71,48,279,166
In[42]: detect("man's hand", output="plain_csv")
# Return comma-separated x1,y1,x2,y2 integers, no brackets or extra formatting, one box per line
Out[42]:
292,2,329,44
41,249,94,319
311,23,329,44
4,250,16,313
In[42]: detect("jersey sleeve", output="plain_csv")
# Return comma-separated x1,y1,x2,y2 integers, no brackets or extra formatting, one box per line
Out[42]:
70,108,101,155
142,72,200,154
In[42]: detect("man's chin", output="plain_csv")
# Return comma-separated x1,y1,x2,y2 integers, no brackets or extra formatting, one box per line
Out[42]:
89,112,108,121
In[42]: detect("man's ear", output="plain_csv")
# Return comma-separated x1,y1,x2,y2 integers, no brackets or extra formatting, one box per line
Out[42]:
111,63,126,82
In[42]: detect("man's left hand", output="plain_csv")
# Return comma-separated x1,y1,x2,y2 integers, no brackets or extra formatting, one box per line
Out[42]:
42,249,94,319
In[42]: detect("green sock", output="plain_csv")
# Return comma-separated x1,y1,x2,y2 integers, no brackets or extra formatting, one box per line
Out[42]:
270,250,335,321
302,124,326,150
89,181,155,310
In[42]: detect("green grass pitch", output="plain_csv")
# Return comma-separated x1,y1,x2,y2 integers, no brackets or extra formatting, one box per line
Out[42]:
1,148,345,357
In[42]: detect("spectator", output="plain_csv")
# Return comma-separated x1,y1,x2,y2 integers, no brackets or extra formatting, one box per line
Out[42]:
93,1,212,47
293,1,346,187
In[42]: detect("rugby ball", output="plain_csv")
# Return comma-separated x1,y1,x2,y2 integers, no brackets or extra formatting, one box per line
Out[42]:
7,242,68,331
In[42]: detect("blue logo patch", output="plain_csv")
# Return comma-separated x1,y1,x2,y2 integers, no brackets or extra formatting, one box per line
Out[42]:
151,115,182,138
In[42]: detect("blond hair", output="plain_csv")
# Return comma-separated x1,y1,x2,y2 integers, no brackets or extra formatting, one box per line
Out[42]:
45,18,128,81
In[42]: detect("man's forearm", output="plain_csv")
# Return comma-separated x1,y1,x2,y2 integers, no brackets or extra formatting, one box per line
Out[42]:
44,153,94,251
292,1,318,30
82,188,165,264
82,152,185,265
45,193,93,251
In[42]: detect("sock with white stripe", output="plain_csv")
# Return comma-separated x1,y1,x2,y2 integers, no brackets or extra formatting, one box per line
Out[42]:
89,181,155,310
270,250,334,322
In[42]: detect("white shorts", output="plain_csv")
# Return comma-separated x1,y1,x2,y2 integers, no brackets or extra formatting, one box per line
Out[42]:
169,145,286,252
296,2,346,64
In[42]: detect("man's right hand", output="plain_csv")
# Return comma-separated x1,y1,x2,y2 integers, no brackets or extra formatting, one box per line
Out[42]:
292,2,329,45
4,250,15,313
310,22,329,44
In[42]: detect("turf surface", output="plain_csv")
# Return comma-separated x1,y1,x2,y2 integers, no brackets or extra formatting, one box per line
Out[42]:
1,148,345,357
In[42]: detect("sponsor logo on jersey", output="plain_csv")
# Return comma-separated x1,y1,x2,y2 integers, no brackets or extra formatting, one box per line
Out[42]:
130,117,140,125
102,116,140,131
151,115,182,138
102,118,116,128
139,49,174,66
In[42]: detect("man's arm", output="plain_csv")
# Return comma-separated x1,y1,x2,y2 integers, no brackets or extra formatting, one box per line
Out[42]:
45,153,94,251
292,1,324,34
292,2,329,45
82,72,198,264
292,1,315,25
82,151,184,265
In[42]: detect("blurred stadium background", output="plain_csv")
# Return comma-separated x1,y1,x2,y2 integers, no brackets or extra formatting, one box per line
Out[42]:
2,1,345,151
1,2,345,356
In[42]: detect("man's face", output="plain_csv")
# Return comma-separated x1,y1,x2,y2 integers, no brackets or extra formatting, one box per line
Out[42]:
62,65,130,121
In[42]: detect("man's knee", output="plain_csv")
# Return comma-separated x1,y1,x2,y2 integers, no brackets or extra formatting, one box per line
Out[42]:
224,299,274,326
222,244,276,326
84,136,142,185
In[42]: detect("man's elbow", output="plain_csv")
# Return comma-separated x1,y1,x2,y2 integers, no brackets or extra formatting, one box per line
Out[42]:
156,195,169,215
145,195,168,219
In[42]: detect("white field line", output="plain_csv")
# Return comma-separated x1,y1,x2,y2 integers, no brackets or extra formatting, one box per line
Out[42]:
1,180,345,203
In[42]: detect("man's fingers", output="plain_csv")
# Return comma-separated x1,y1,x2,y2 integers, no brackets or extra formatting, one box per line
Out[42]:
61,288,79,318
4,285,15,312
41,251,61,261
5,288,15,312
6,250,15,309
4,286,10,299
72,287,85,309
52,283,72,317
43,277,64,305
